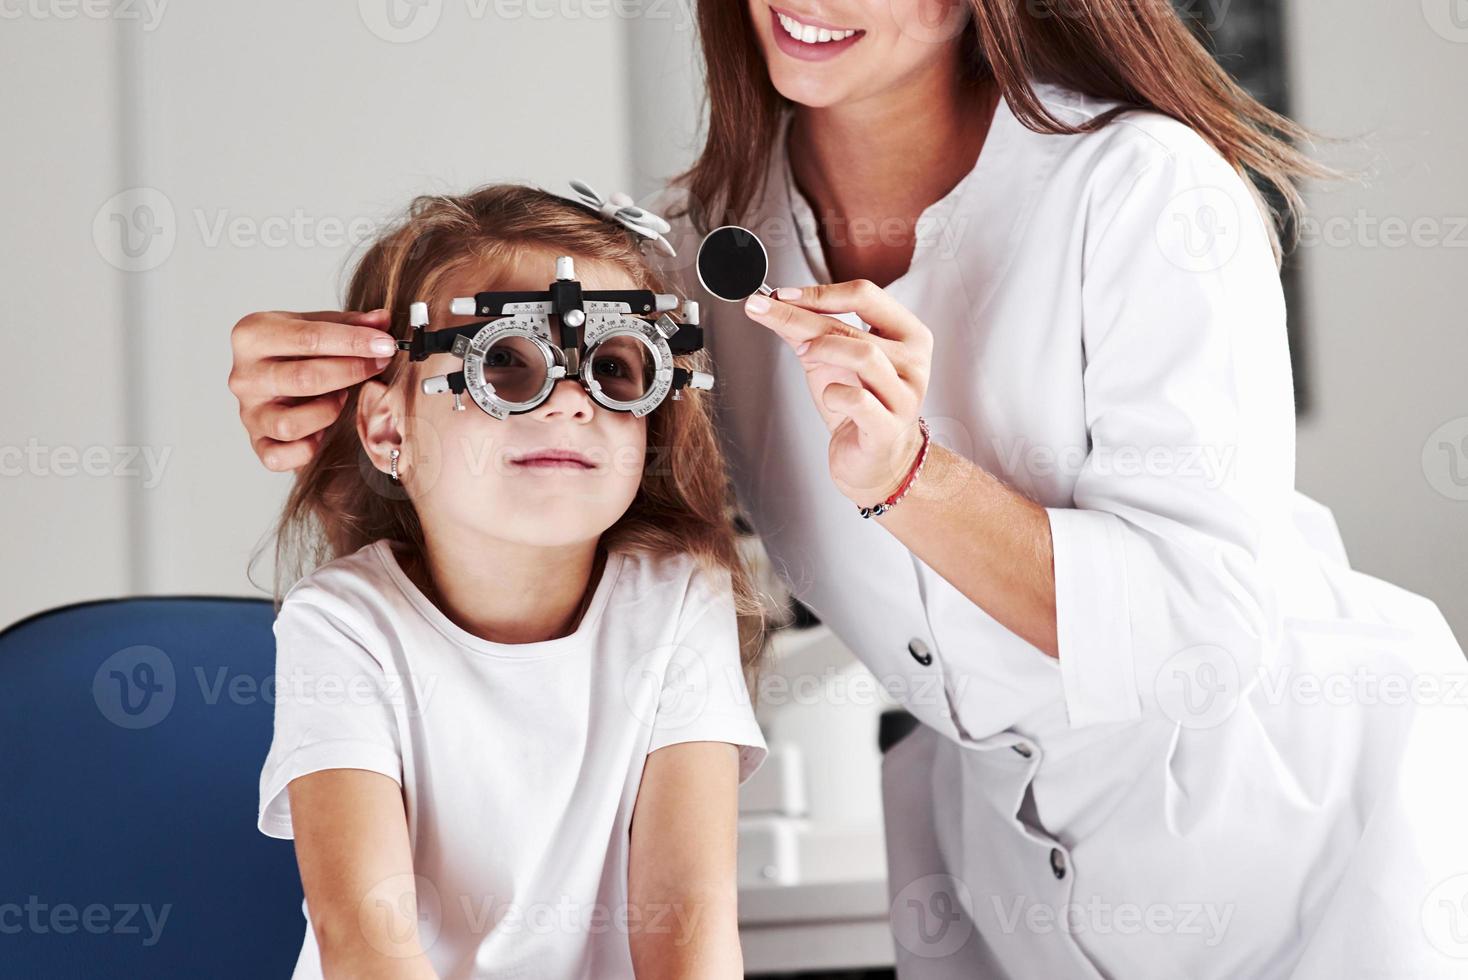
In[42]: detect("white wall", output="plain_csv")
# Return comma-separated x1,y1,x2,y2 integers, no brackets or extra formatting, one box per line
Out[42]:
623,0,703,196
1287,0,1468,640
2,1,636,625
1,16,131,622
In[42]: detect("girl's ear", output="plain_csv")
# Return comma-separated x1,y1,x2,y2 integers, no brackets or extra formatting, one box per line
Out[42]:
356,378,404,479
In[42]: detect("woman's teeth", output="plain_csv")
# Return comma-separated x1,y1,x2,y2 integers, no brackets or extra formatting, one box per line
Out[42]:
776,12,858,43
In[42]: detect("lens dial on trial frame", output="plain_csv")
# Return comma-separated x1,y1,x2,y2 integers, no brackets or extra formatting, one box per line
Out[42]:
397,255,714,419
697,225,774,302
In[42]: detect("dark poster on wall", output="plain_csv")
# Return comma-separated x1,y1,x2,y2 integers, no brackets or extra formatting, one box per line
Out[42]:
1174,0,1311,414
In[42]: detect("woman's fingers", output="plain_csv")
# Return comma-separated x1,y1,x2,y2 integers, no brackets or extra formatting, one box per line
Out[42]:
229,309,397,469
744,293,867,350
775,280,931,348
252,429,322,473
243,389,351,447
799,334,913,415
819,383,891,440
743,288,921,383
231,309,395,362
229,310,396,401
245,392,349,471
744,281,934,508
800,361,863,434
248,353,395,401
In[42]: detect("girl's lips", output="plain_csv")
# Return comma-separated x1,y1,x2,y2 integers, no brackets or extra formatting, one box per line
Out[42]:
510,449,596,470
768,6,866,62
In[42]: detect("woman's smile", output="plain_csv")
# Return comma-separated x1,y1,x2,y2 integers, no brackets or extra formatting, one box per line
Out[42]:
768,4,866,61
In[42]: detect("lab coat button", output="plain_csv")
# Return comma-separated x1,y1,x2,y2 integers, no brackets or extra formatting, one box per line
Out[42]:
907,638,933,666
1050,848,1067,880
1012,742,1033,759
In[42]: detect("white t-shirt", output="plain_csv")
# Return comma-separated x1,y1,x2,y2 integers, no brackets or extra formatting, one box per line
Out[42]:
256,538,767,980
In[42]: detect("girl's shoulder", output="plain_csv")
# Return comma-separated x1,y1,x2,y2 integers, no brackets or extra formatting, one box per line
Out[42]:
274,539,401,633
610,548,735,619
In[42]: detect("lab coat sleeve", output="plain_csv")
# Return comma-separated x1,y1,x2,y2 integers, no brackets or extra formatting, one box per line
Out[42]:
1047,132,1294,729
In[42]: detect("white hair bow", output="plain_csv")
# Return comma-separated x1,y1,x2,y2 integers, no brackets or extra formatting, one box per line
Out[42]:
568,179,677,258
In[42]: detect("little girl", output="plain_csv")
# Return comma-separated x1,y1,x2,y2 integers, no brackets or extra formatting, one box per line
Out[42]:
254,183,768,979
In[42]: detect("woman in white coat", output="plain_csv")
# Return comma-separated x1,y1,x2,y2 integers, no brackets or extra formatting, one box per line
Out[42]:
228,1,1468,976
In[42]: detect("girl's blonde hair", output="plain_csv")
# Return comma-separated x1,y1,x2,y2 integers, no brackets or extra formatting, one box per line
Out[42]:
258,183,767,673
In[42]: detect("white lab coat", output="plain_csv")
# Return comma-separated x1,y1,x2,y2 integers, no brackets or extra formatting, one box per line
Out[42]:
648,81,1468,978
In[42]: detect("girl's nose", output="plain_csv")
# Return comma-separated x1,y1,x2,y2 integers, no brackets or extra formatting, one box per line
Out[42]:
535,378,595,421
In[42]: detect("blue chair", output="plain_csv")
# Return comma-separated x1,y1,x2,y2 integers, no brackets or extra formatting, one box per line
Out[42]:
0,596,306,977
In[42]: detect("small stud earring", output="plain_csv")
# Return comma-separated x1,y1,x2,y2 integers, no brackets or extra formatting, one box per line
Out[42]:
389,448,400,482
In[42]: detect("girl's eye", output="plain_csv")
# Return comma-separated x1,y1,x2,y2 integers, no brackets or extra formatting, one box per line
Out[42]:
593,356,630,378
485,349,524,368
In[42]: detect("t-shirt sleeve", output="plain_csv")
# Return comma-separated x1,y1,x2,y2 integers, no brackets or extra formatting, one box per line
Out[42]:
645,563,768,784
256,592,403,839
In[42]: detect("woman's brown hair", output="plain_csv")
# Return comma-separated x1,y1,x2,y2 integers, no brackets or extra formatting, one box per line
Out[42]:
256,183,766,672
675,0,1336,263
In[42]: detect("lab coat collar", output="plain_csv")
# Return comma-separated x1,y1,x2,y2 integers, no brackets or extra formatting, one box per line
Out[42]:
768,79,1065,326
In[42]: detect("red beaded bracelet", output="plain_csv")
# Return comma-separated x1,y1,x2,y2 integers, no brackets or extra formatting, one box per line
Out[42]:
857,417,931,519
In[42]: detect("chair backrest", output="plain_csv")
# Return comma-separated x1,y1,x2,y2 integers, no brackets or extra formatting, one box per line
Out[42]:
0,596,305,976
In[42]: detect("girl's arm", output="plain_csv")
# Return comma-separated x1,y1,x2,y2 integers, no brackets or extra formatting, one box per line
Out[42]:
287,769,440,980
627,741,744,979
